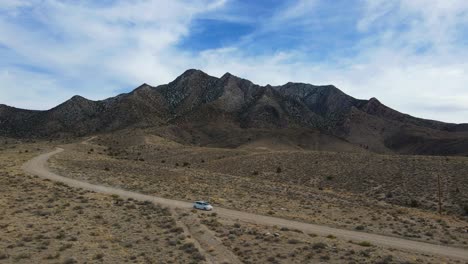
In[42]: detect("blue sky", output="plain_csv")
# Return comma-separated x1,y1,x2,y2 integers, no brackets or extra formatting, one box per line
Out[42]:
0,0,468,123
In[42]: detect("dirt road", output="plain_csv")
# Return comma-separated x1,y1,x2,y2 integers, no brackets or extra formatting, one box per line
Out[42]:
22,148,468,260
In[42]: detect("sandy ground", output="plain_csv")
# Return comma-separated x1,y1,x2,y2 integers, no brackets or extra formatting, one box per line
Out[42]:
23,146,468,261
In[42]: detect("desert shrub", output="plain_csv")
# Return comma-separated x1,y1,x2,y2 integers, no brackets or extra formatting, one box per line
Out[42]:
326,235,336,239
94,214,103,219
180,242,197,253
22,236,33,242
463,204,468,215
126,204,136,209
93,253,104,260
13,253,31,261
170,227,184,234
355,225,365,231
326,176,333,181
59,243,73,251
201,218,221,228
122,242,133,248
72,205,83,211
183,162,190,167
376,255,394,264
267,256,277,263
167,239,178,246
288,239,301,244
0,253,8,260
161,160,166,163
252,171,259,175
357,241,372,247
141,200,152,206
55,231,66,239
104,167,110,171
409,199,420,208
62,257,77,264
276,167,282,173
192,252,206,261
312,242,327,249
45,253,60,260
16,241,25,247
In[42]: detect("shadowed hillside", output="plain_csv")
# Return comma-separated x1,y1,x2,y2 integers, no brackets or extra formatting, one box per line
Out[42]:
1,69,467,156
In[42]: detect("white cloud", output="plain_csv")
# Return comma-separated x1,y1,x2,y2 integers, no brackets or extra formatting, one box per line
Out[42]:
0,0,32,10
341,0,468,123
0,68,70,110
274,0,318,23
0,0,226,107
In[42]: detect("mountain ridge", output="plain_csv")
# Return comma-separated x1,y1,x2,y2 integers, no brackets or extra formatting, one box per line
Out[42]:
1,69,467,156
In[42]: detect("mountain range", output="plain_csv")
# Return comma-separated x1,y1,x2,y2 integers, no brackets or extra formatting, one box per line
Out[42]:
1,69,467,156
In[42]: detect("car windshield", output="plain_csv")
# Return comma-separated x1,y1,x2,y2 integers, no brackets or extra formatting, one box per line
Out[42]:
199,202,210,205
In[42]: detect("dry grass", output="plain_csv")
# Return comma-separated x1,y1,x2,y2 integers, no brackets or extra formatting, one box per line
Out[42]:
185,209,460,264
0,140,206,264
49,132,468,249
2,132,468,263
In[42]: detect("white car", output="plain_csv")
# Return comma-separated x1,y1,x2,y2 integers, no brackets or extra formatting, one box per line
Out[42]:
193,201,213,211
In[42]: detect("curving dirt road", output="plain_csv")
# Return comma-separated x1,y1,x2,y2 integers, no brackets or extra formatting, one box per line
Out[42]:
22,148,468,261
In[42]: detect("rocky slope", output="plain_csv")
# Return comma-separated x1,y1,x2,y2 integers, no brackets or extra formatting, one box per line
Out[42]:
1,69,467,155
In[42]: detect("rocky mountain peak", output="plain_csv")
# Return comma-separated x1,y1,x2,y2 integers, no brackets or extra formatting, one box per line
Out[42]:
69,95,88,101
368,97,381,104
177,69,208,80
136,83,152,89
67,95,94,104
132,83,154,95
56,95,93,109
361,97,386,114
221,72,242,82
221,72,232,78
